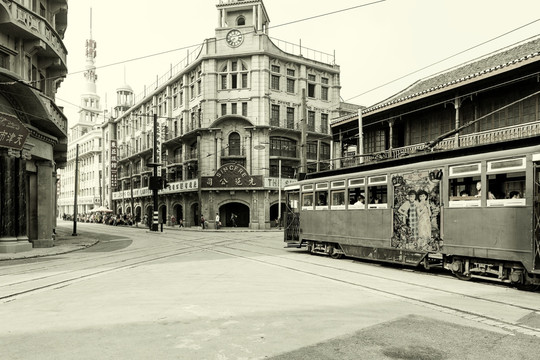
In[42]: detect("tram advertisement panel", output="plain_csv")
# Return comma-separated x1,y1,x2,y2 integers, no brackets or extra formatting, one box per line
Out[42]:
392,169,442,252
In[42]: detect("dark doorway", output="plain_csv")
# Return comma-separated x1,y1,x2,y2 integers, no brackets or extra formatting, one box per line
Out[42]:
221,202,250,227
270,202,286,227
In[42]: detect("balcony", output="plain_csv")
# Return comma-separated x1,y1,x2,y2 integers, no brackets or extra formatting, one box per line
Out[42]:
336,121,540,169
1,1,68,71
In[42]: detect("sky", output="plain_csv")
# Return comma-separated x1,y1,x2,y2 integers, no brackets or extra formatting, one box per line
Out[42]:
56,0,540,127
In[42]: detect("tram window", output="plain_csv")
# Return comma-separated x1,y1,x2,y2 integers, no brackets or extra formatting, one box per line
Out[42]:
286,191,300,213
348,187,365,209
315,190,328,208
487,172,526,207
331,190,346,209
302,193,313,209
368,185,387,209
449,176,481,207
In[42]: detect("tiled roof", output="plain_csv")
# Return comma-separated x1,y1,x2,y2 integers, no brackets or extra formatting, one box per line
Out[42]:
363,36,540,115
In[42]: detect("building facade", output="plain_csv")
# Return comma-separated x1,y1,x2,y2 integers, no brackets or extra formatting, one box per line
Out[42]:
58,16,105,218
331,37,540,168
0,0,68,252
109,0,348,229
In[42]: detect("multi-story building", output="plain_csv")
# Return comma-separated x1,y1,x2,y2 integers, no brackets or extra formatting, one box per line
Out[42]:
331,36,540,168
109,0,351,228
0,0,68,252
57,16,104,218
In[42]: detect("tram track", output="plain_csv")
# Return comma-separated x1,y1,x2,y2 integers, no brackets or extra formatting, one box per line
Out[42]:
0,228,253,302
4,227,539,338
203,238,540,338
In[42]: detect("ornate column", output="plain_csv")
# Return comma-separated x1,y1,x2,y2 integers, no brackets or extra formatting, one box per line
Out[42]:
34,160,54,248
0,149,32,253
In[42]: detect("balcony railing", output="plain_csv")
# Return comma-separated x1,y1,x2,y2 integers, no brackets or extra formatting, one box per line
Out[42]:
9,1,67,67
336,121,540,169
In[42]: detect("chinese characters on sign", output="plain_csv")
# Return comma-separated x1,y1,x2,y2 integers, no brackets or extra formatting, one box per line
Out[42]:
0,113,29,151
110,140,118,188
202,164,263,189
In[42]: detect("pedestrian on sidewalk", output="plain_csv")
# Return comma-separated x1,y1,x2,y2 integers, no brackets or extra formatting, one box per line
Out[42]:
215,213,220,229
201,215,205,230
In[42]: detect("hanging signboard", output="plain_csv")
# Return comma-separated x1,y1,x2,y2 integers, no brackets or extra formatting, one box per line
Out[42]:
0,113,29,150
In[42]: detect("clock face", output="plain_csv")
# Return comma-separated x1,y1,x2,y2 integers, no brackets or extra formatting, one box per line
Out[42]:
226,29,244,47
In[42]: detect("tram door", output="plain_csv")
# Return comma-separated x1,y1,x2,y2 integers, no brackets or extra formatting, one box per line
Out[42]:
534,164,540,271
284,188,300,245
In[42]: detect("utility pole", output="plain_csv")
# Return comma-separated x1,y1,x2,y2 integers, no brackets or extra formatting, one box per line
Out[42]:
278,159,282,229
300,88,307,178
152,113,159,231
72,144,79,236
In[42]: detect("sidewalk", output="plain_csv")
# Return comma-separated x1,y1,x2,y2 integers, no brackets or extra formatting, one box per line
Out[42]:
0,223,282,261
0,226,99,261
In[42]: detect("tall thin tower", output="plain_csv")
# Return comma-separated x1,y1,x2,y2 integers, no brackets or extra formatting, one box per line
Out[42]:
78,8,101,126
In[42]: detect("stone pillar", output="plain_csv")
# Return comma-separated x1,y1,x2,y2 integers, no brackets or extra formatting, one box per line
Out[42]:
33,160,54,248
0,149,32,253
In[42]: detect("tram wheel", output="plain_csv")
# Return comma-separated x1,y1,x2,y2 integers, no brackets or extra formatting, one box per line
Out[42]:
454,272,472,281
331,251,343,259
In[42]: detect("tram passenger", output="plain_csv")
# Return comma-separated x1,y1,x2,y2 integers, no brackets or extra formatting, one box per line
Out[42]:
509,191,520,199
354,195,365,206
475,182,496,199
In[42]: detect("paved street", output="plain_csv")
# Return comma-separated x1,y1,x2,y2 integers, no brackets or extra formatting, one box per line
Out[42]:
1,222,540,359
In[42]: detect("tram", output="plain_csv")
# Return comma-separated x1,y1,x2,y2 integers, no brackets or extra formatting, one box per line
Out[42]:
283,136,540,289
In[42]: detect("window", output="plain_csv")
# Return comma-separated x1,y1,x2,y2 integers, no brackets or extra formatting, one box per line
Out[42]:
308,111,315,132
286,107,295,129
365,129,386,153
270,137,297,158
368,175,388,208
229,132,241,155
231,103,237,115
237,16,245,26
221,75,227,89
331,190,346,208
315,183,328,209
321,77,329,100
242,102,248,117
348,178,366,209
220,60,248,90
486,157,526,207
321,113,328,134
308,74,316,98
448,163,481,207
271,105,280,127
221,103,227,116
271,75,280,90
287,78,295,93
302,192,314,209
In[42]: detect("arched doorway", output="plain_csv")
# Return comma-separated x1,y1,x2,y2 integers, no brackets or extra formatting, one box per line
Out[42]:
269,201,286,227
221,202,250,227
135,206,142,223
159,204,167,224
173,204,183,225
191,203,199,226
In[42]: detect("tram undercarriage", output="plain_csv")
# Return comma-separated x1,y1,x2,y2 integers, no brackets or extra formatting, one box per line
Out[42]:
302,240,540,290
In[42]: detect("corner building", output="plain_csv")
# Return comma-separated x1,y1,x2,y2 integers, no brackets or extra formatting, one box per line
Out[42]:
111,0,347,228
0,0,68,252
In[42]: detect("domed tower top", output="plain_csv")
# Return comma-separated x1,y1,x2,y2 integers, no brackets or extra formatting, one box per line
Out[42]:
216,0,270,35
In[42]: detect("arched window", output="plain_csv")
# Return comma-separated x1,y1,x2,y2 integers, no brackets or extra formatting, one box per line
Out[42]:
229,132,241,155
237,16,245,26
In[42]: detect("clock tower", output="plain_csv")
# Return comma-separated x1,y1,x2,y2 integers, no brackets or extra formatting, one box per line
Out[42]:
216,0,270,48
